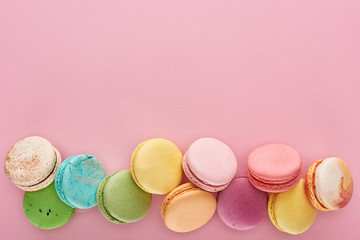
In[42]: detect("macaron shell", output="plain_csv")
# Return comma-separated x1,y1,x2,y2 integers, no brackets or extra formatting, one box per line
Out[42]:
247,144,302,192
248,144,302,182
267,193,285,232
23,182,75,230
161,183,217,233
268,179,317,235
96,173,123,224
55,158,75,208
314,157,353,210
4,136,59,189
185,138,237,186
182,152,229,192
55,155,106,209
98,170,152,224
19,147,61,192
161,183,195,218
305,159,329,211
217,177,268,230
131,138,183,194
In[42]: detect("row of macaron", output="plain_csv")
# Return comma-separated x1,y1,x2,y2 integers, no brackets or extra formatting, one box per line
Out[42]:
4,136,353,234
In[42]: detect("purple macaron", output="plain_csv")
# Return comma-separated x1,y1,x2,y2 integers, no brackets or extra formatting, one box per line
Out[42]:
217,177,268,230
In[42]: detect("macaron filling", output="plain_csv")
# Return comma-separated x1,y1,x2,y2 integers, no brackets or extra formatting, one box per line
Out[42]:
248,168,301,192
249,168,302,184
306,159,329,211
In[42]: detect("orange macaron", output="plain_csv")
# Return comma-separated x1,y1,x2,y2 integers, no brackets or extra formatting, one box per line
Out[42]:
160,183,217,233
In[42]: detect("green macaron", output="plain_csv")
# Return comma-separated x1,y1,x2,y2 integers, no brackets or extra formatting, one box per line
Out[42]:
23,182,75,230
97,170,152,224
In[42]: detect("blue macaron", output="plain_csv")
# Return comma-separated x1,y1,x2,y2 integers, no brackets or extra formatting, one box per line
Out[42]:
55,155,106,209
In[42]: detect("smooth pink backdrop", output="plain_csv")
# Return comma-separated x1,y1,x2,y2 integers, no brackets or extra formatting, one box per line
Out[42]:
1,0,359,239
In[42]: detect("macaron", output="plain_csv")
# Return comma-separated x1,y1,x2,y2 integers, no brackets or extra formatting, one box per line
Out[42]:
182,138,237,192
23,182,75,230
161,182,217,233
217,177,268,230
97,170,152,224
55,155,106,209
268,179,317,235
305,157,353,211
4,136,61,191
247,144,302,192
131,138,183,194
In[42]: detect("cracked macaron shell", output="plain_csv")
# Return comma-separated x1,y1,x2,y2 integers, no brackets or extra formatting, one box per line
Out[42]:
161,183,217,233
23,182,75,230
96,170,152,224
4,136,61,191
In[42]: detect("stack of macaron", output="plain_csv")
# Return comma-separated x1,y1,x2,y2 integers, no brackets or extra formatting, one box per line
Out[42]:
3,136,354,235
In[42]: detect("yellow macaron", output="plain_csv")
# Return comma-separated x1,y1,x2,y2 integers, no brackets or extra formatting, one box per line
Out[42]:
268,179,317,235
131,138,183,194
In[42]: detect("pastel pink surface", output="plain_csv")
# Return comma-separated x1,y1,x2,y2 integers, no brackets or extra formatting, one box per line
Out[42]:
1,1,360,240
183,138,237,191
217,177,268,230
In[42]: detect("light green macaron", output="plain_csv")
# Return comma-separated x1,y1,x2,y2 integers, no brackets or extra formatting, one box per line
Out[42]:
97,170,152,224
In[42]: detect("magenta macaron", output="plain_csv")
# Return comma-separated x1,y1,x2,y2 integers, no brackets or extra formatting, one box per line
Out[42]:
182,138,237,192
217,177,268,230
247,144,302,193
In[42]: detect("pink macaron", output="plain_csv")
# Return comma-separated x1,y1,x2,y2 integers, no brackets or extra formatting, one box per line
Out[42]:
182,138,237,192
217,177,268,230
247,144,302,193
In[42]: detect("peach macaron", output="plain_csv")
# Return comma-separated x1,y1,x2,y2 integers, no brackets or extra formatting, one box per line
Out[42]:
161,183,217,232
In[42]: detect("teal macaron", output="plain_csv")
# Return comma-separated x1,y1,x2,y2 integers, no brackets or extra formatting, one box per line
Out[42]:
97,170,152,224
55,155,106,209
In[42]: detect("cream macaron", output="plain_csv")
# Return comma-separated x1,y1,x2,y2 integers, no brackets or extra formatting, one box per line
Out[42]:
305,157,353,211
4,136,61,191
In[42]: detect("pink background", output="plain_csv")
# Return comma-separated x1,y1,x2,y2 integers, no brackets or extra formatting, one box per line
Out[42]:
1,0,359,239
